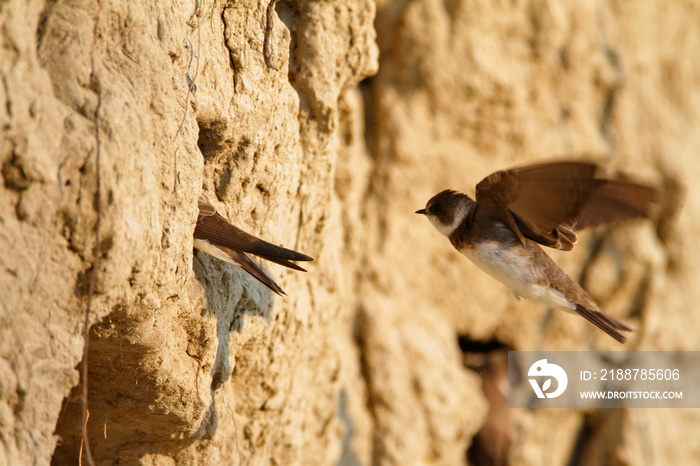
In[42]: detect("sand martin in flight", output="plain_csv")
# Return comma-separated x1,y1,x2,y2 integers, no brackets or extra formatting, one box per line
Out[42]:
194,198,313,296
416,161,660,343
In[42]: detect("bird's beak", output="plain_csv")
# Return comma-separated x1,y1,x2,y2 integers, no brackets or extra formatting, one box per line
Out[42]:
415,209,426,215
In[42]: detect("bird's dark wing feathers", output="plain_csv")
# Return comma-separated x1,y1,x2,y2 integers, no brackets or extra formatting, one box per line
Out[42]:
215,245,287,296
196,199,313,264
574,179,659,230
475,161,659,251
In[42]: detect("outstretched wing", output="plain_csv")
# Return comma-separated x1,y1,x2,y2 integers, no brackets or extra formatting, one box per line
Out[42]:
573,179,659,230
476,161,658,251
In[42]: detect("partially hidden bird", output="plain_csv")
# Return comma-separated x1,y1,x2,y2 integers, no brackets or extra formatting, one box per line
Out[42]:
194,198,313,296
416,161,660,343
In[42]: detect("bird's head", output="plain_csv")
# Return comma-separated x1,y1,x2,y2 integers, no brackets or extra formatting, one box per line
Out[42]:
416,189,475,236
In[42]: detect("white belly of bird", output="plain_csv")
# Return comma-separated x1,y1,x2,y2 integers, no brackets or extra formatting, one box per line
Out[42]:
193,238,243,270
460,242,575,311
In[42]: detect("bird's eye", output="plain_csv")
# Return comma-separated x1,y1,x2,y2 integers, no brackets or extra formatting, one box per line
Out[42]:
428,203,441,215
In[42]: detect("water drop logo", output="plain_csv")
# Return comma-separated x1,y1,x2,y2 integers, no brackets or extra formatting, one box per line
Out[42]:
528,359,568,399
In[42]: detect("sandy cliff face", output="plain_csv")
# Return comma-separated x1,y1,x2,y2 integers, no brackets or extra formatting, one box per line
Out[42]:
0,0,698,465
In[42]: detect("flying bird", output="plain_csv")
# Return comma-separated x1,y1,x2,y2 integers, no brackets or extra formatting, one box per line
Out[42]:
194,198,313,296
416,161,660,343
